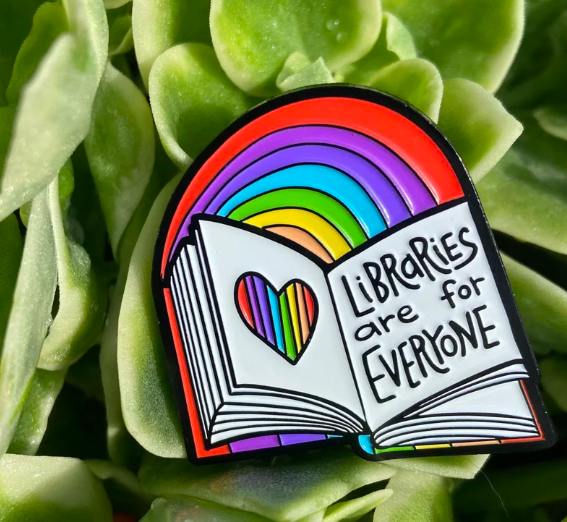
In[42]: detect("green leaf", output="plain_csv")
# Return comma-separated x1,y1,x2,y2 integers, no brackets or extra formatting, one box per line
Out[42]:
65,346,104,402
141,498,271,522
277,55,334,92
503,254,567,354
105,0,131,11
534,104,567,141
336,12,416,85
85,62,154,255
149,43,254,170
132,0,211,86
5,2,68,104
373,471,453,522
86,459,154,518
498,4,567,111
370,58,443,122
210,0,382,95
383,0,524,93
384,455,488,479
540,356,567,412
100,162,174,469
0,106,16,171
139,450,396,522
0,215,23,344
276,52,311,84
0,454,112,521
19,160,75,228
8,369,66,455
117,175,185,458
0,188,56,456
324,489,392,522
438,79,523,182
37,173,105,370
0,0,108,222
477,124,567,254
0,0,44,103
108,13,133,57
455,459,567,513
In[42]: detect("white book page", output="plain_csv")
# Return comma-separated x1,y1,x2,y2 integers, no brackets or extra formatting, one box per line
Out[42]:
327,203,527,435
197,218,364,420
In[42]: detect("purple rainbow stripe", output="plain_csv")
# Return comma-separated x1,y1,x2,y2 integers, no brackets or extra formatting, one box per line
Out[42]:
172,125,436,252
230,435,280,452
279,433,327,445
230,434,330,453
253,276,275,345
245,276,264,337
207,144,411,226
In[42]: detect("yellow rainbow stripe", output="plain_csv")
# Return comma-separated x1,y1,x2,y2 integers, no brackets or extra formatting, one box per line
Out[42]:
286,285,303,352
244,208,351,259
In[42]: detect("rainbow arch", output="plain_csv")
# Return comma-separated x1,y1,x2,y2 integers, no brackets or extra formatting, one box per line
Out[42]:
157,87,468,459
161,94,464,274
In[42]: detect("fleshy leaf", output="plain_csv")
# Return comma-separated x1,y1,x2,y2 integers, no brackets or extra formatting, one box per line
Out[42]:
0,454,112,521
5,1,68,104
503,254,567,354
108,13,133,57
383,0,524,92
324,489,392,522
86,460,154,518
277,56,334,92
105,0,131,11
438,78,523,182
141,498,271,522
477,131,567,254
384,455,488,479
37,173,105,370
117,176,185,458
540,356,567,412
0,106,15,171
210,0,382,95
276,52,311,84
65,346,104,402
0,0,44,103
85,61,154,255
0,214,23,343
100,161,174,468
370,58,443,122
0,0,108,221
8,369,66,455
132,0,211,86
455,459,567,514
149,43,254,170
373,471,453,522
336,12,416,85
139,450,396,522
498,5,567,111
534,104,567,141
0,188,56,456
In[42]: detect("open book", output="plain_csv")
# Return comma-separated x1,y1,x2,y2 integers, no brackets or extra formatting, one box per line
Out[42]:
165,201,541,452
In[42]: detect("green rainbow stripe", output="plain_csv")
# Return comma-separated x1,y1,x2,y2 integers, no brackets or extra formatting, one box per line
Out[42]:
279,292,296,361
268,286,285,353
228,188,367,248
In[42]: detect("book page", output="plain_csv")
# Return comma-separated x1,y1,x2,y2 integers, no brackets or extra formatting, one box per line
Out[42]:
327,202,528,435
197,217,364,420
373,381,538,447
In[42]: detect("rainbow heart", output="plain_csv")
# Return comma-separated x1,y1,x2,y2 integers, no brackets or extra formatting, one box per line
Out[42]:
235,273,318,364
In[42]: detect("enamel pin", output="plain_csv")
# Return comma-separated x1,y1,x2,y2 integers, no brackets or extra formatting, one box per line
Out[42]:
153,85,555,463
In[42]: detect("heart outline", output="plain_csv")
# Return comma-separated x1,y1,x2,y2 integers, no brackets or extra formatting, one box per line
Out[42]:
234,272,318,365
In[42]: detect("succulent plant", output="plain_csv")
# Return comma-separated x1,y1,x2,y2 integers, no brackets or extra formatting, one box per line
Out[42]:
0,0,566,520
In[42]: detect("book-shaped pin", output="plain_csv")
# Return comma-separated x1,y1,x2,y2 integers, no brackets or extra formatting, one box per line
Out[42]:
153,85,555,463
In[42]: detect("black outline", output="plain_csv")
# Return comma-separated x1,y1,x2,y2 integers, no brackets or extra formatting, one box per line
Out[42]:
152,84,556,464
